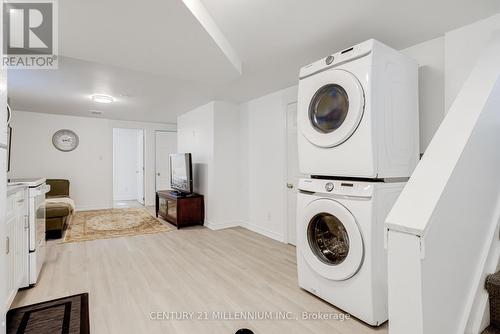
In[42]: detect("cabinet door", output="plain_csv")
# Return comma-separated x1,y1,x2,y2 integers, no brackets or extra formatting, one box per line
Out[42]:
16,197,28,287
0,55,7,146
5,191,29,304
158,197,168,218
5,214,15,303
166,198,177,222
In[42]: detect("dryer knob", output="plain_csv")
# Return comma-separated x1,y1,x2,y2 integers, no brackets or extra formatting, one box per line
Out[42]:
325,182,334,192
325,55,334,65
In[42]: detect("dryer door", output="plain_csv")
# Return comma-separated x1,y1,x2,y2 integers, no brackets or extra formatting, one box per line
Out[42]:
299,198,364,281
298,69,364,148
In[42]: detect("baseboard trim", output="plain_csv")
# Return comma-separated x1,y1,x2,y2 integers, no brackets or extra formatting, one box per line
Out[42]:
204,220,240,231
241,222,285,243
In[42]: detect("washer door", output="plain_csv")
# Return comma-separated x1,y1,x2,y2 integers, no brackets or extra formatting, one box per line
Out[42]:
299,198,364,281
299,69,364,148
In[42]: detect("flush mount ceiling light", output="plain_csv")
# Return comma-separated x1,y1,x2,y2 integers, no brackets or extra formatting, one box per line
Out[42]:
91,94,114,104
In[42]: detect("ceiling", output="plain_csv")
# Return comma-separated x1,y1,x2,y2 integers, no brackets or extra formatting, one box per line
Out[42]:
8,0,500,123
59,0,241,83
8,57,216,123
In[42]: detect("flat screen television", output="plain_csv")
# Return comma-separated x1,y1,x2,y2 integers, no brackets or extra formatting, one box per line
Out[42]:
169,153,193,194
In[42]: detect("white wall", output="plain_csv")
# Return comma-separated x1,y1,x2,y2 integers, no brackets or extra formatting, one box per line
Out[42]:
212,101,242,227
401,37,445,153
211,36,446,243
177,15,498,244
177,101,241,229
239,86,298,242
235,40,447,242
445,13,500,112
177,101,214,215
113,128,141,201
9,111,175,210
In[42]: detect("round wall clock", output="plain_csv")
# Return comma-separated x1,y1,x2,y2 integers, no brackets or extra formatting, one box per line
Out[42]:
52,129,79,152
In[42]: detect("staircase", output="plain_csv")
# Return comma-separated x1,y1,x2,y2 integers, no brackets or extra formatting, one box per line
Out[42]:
385,31,500,334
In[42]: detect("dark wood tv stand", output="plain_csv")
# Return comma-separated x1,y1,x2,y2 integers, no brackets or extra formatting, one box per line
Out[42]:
155,190,204,229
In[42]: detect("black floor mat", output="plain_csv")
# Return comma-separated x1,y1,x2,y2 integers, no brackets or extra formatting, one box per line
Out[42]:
7,293,89,334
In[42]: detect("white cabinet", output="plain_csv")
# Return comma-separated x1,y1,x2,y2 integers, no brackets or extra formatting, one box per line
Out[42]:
1,2,9,331
5,187,28,309
0,51,6,148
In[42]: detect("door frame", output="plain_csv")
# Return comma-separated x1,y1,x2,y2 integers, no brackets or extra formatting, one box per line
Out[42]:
284,101,298,245
112,127,145,204
154,130,177,193
137,129,145,205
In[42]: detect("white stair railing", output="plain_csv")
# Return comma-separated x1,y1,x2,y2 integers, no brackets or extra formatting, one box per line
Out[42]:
385,31,500,334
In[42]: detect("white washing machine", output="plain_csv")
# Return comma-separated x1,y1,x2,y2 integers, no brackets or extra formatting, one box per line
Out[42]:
296,178,405,326
297,39,419,179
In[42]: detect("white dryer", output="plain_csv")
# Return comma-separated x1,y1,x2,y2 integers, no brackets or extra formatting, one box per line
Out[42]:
297,39,419,179
296,178,405,326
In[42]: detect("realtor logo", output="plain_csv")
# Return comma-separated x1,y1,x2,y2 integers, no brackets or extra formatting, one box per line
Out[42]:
2,0,58,69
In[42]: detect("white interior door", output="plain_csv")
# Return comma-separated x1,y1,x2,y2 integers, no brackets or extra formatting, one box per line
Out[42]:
155,131,177,191
113,128,140,201
286,102,303,246
137,130,145,205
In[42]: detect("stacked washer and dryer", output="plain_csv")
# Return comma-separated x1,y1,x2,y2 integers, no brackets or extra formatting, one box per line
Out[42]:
296,39,419,326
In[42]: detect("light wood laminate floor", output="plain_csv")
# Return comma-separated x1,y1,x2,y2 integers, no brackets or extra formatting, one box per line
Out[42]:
12,215,387,334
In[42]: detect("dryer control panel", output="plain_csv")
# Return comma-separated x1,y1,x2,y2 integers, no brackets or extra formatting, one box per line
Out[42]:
299,39,374,79
298,178,374,198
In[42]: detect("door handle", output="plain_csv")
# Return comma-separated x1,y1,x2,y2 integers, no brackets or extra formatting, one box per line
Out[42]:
157,173,160,176
287,183,294,189
7,103,11,124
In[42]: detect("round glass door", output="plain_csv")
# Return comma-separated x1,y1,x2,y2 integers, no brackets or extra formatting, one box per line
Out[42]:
298,69,364,148
307,213,349,265
298,197,364,281
309,84,349,134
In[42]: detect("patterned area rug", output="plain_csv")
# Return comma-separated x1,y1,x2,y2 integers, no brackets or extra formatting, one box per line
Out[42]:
63,208,173,243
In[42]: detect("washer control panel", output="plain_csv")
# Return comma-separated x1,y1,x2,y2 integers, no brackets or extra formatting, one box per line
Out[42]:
325,182,334,192
299,178,374,198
